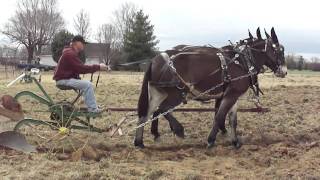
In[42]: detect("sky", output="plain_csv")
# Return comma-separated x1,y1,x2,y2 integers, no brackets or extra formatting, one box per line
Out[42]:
0,0,319,58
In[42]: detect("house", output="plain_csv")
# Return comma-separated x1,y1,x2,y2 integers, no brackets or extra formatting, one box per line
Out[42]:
83,43,108,65
39,43,109,66
39,55,57,66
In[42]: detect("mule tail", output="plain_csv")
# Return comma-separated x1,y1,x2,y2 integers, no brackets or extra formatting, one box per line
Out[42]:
138,63,152,118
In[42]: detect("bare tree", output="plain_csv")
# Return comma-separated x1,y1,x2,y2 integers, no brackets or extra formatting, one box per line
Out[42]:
96,24,121,65
2,0,64,63
112,2,138,48
73,9,91,39
311,57,320,63
0,45,19,78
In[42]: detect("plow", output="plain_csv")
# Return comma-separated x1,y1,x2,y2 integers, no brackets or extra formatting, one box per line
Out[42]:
0,70,270,154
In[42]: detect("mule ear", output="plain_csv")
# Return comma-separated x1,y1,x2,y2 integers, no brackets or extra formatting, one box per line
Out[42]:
248,29,253,39
271,27,279,44
264,28,270,39
256,27,262,40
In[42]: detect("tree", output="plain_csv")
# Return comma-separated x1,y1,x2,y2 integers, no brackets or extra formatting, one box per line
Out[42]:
309,57,320,71
73,9,91,40
285,54,296,70
298,56,304,71
51,30,74,63
2,0,64,63
96,24,120,65
123,9,159,66
112,2,138,48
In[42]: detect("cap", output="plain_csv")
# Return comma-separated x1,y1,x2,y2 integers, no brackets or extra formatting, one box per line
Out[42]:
71,35,88,44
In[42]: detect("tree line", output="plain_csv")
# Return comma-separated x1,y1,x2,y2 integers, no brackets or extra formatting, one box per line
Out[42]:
1,0,159,71
2,0,320,72
286,54,320,71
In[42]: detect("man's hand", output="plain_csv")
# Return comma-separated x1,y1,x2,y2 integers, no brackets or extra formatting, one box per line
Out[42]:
99,63,108,71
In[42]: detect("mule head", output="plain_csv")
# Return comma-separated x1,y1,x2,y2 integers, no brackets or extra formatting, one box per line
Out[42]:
250,28,287,77
263,27,287,78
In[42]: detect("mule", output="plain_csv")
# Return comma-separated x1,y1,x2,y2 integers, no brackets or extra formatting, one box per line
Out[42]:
150,33,262,141
134,28,287,148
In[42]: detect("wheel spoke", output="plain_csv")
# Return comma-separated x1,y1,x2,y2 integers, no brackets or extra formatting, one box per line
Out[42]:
18,98,92,155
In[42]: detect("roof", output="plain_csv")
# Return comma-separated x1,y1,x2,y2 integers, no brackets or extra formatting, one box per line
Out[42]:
84,43,109,58
40,43,110,58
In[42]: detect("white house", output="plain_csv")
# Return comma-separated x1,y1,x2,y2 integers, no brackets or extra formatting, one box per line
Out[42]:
39,43,109,66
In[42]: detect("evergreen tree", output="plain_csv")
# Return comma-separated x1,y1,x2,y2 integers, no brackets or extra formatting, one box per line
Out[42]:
298,56,304,71
51,30,74,63
123,10,159,65
51,30,87,63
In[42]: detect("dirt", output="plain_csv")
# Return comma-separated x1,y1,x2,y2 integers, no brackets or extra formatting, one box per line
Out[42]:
0,70,320,179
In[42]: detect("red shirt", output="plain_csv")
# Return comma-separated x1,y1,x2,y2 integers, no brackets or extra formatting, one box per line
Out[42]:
53,47,100,81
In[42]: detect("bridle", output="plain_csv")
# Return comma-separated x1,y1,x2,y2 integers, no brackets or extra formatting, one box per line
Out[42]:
245,38,284,73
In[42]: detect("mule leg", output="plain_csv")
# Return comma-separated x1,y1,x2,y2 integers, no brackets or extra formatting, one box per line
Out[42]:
151,110,184,141
134,85,167,148
134,117,148,148
228,102,241,148
164,112,185,138
215,98,227,134
151,110,161,141
207,96,238,148
158,90,185,139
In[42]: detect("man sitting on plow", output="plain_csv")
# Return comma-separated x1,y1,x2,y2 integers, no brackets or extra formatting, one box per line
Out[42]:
53,35,108,113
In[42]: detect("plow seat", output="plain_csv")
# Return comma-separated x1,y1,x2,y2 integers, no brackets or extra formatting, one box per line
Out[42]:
56,84,82,105
56,84,78,91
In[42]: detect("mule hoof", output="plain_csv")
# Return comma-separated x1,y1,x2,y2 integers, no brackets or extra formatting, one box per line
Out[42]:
154,136,161,143
175,131,185,139
173,127,185,139
134,139,145,148
207,142,215,149
232,140,242,149
220,129,228,135
135,143,145,149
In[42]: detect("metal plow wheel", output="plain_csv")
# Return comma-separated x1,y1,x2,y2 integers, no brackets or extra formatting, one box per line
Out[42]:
14,104,94,155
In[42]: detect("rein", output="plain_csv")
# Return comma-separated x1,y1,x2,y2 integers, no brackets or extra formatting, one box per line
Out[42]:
96,70,100,88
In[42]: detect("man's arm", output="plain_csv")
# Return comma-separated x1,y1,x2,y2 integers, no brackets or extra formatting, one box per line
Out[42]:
66,52,100,74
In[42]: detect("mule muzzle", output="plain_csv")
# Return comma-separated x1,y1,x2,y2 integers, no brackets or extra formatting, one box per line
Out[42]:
275,65,287,78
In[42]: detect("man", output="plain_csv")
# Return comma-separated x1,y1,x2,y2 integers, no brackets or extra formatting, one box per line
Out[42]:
53,35,108,113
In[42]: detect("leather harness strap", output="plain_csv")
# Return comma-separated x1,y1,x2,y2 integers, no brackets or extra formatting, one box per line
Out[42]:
155,43,264,102
217,52,232,83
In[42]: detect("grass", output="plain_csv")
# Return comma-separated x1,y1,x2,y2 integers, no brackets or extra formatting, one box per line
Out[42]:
287,69,320,75
0,67,320,179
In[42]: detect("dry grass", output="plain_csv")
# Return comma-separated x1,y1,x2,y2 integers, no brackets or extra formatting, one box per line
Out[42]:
0,68,320,179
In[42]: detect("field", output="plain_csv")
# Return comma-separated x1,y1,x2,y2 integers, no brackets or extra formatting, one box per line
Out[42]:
0,68,320,179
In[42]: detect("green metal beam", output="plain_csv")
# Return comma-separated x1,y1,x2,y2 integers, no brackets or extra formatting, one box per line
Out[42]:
14,91,52,106
14,118,59,131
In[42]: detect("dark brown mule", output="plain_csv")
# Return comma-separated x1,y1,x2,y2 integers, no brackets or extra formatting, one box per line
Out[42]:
150,36,262,141
134,28,287,148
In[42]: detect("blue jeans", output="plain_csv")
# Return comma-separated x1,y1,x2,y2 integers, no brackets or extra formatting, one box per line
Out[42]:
56,79,98,111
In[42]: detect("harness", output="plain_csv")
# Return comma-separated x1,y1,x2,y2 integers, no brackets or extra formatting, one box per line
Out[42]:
156,43,265,103
217,52,231,83
232,45,261,96
221,43,264,97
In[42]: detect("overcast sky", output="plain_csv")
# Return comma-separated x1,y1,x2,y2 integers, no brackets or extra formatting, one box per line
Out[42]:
0,0,319,58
